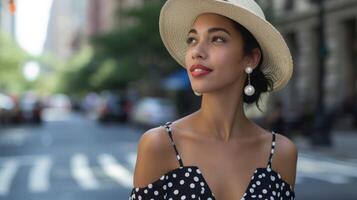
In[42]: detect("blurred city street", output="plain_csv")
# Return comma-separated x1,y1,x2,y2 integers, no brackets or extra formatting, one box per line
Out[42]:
0,110,357,200
1,0,357,199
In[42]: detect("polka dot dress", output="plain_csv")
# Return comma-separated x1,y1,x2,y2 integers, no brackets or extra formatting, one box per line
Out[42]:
129,121,295,200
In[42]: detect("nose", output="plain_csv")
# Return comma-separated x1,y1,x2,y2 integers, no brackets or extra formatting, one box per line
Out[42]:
191,41,208,60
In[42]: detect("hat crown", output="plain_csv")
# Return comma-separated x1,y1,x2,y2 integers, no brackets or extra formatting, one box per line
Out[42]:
217,0,265,20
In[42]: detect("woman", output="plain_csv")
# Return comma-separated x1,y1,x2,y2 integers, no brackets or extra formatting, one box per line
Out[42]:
130,0,297,199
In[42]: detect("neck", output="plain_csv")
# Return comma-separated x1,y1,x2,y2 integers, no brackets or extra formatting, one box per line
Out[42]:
196,81,253,143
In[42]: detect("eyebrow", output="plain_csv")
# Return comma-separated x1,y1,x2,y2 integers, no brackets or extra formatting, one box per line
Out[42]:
188,27,231,36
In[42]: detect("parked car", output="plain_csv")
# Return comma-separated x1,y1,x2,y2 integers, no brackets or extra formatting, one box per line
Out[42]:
0,93,16,124
19,92,43,124
96,91,130,123
129,97,178,127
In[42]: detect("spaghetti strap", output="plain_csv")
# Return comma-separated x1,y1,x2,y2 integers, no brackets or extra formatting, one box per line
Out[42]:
267,131,276,169
161,121,184,167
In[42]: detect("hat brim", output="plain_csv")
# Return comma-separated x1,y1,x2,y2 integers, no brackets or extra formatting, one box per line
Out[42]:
159,0,293,91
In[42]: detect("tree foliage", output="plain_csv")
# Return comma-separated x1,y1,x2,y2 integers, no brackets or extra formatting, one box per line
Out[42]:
0,32,29,93
60,0,177,95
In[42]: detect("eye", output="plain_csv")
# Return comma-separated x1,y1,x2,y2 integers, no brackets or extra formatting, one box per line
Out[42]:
212,36,226,43
186,36,197,45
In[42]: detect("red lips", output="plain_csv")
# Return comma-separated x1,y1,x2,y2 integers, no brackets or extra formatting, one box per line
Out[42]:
190,64,213,77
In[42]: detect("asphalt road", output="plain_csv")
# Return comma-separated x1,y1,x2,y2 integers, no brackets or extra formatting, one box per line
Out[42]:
0,110,356,200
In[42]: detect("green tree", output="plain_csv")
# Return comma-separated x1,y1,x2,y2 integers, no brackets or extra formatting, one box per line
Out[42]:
65,0,177,94
0,32,29,93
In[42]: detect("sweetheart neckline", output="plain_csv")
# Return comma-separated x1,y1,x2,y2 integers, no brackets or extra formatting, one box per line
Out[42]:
132,165,295,199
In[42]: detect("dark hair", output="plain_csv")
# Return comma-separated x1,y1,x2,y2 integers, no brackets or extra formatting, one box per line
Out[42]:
231,20,274,110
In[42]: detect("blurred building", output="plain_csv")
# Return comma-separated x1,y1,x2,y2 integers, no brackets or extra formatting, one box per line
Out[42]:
44,0,144,61
270,0,357,121
44,0,88,60
0,0,15,36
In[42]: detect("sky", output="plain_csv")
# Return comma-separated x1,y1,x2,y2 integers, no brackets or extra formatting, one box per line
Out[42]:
14,0,53,81
15,0,53,55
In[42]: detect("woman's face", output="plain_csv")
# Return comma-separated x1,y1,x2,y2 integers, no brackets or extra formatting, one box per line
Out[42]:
185,13,254,94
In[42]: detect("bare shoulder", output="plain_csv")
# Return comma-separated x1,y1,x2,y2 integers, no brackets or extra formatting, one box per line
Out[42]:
132,125,178,188
272,133,298,190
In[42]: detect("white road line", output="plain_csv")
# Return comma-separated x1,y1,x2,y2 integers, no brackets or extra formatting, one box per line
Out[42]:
296,155,357,184
126,152,137,169
0,159,19,196
70,153,99,190
298,156,357,177
297,172,351,184
28,156,52,192
98,154,133,188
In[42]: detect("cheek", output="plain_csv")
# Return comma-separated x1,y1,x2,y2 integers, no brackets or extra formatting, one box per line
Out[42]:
184,49,192,68
212,49,242,76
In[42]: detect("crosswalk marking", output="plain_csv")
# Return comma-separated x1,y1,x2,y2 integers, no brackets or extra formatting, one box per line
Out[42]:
28,156,52,192
0,152,355,197
127,152,137,169
70,153,99,190
0,159,19,196
98,154,133,188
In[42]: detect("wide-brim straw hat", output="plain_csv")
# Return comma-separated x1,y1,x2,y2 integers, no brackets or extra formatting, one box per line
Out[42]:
159,0,293,91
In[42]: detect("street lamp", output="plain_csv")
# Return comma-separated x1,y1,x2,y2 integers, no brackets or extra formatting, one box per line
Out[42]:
309,0,332,147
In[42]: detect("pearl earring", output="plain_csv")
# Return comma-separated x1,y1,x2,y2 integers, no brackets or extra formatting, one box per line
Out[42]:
194,91,202,96
244,66,255,96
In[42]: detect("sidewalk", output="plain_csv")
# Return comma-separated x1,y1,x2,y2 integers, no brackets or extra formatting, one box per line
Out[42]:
293,129,357,164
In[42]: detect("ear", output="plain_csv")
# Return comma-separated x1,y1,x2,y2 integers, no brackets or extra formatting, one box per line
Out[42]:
248,48,262,69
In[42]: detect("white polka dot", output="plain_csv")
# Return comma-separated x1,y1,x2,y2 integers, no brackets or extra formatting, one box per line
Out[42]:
174,189,179,195
262,189,267,194
180,180,185,185
249,188,254,193
190,183,195,188
194,176,199,182
276,183,280,189
185,172,190,177
144,189,148,194
270,175,276,181
135,188,139,192
258,194,262,198
196,169,201,174
181,195,186,199
148,184,153,188
267,167,272,172
160,175,165,180
191,194,196,198
188,168,192,172
168,182,173,187
270,197,274,200
256,180,261,185
154,191,159,195
252,184,256,188
172,173,177,178
163,185,167,190
286,191,290,196
200,182,205,186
